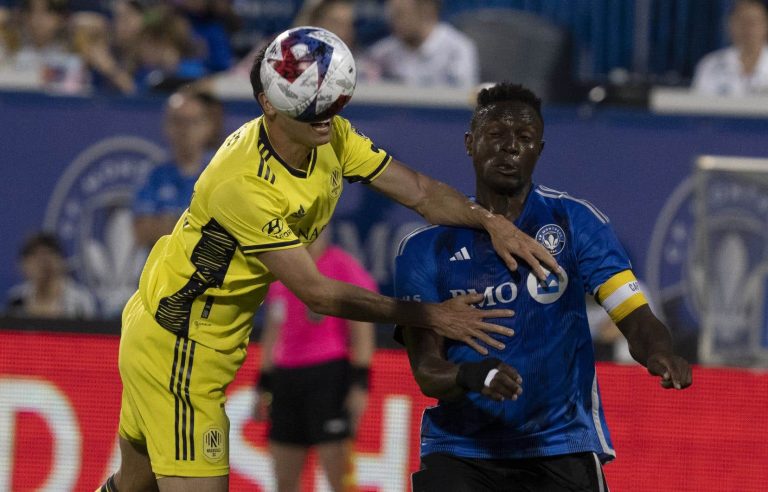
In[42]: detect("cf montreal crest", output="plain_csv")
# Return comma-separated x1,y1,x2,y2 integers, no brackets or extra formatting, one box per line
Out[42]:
43,137,166,317
535,224,566,255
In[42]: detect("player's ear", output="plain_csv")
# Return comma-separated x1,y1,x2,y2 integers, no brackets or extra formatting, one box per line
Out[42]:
258,92,277,117
464,132,473,156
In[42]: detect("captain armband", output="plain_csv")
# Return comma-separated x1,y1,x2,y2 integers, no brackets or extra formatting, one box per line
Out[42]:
595,270,648,323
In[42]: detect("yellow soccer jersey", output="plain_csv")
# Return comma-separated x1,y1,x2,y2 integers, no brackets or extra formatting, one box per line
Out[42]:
137,115,392,352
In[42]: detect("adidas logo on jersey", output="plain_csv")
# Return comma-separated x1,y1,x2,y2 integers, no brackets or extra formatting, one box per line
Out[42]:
292,205,306,218
449,247,471,262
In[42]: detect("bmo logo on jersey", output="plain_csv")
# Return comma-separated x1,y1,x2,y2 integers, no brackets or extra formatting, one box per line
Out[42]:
526,268,569,304
449,281,518,307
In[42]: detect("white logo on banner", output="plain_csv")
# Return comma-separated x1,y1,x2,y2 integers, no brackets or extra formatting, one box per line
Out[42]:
43,136,166,317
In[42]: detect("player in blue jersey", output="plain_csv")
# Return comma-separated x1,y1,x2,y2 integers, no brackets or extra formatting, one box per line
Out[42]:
395,83,693,491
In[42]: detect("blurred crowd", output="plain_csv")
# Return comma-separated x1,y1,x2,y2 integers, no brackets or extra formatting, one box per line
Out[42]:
0,0,482,96
0,0,766,98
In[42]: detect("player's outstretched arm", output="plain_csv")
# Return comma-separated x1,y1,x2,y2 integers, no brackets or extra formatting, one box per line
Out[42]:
367,159,560,280
402,326,523,402
258,247,514,355
616,305,693,390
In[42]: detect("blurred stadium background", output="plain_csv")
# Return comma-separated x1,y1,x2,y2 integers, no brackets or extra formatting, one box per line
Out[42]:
2,0,768,490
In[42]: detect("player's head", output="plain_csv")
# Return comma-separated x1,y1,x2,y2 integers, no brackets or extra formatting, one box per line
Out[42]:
465,83,544,197
250,43,335,148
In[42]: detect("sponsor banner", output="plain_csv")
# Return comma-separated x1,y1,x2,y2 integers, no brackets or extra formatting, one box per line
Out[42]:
5,92,768,326
1,329,768,491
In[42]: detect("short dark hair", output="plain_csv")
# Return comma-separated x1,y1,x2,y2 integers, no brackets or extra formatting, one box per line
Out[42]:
20,232,64,258
249,43,270,103
471,83,543,130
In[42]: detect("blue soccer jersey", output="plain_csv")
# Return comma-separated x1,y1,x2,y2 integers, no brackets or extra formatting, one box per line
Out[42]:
395,184,633,463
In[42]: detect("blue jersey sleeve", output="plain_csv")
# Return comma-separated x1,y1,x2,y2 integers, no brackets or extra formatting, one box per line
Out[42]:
568,201,632,295
394,229,440,303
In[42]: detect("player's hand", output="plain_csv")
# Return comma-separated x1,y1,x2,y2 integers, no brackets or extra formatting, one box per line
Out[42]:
646,352,692,390
345,386,369,435
432,293,515,355
252,390,272,422
481,363,523,402
483,214,560,281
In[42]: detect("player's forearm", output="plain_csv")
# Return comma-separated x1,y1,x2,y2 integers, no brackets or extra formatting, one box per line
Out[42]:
413,356,464,400
305,278,439,327
618,308,676,367
411,173,498,229
403,326,464,400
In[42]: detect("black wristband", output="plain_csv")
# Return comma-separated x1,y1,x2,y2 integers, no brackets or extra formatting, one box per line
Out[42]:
456,358,502,392
257,371,275,393
350,365,370,389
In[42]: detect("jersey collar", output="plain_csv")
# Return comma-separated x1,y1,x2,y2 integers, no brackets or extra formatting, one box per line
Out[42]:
258,121,317,179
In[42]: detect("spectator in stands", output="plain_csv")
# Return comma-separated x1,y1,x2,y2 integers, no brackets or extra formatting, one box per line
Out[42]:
6,232,96,319
71,0,144,94
133,5,207,93
692,0,768,96
361,0,479,88
133,87,223,249
229,0,301,60
70,10,134,94
293,0,355,49
175,0,237,74
254,229,375,492
0,5,14,64
12,0,89,93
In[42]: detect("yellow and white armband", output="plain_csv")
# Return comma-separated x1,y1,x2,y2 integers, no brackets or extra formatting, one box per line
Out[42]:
595,270,648,323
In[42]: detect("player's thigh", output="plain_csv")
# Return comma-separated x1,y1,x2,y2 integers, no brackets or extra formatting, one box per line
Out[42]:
156,475,228,492
412,453,497,492
114,437,158,492
525,452,608,492
119,299,244,478
269,442,309,492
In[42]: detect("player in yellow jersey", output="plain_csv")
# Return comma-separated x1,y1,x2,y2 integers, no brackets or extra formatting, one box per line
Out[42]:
98,44,560,491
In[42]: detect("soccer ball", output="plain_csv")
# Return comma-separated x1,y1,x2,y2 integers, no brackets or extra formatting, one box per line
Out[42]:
260,26,357,122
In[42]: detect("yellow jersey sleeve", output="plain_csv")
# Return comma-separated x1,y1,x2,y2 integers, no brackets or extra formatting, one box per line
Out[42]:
332,116,392,183
595,270,649,323
208,174,301,254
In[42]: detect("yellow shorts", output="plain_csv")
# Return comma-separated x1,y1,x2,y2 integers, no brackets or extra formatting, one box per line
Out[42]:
118,293,247,477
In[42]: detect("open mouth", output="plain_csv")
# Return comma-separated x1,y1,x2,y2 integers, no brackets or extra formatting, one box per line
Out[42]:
310,119,331,130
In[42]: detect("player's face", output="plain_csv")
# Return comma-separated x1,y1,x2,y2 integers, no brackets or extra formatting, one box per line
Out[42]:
465,101,543,196
259,92,333,148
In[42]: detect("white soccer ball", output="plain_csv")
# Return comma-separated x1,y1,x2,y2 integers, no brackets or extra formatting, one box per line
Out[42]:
260,26,357,122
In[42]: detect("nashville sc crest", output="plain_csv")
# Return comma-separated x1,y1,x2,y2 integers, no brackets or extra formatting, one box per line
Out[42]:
43,136,166,317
